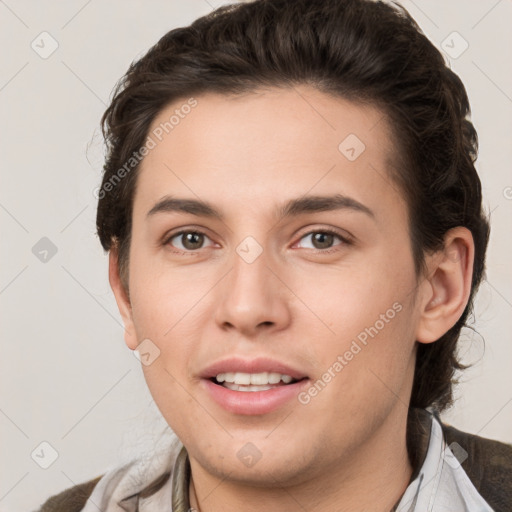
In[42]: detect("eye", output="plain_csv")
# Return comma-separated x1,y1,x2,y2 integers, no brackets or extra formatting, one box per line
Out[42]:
165,230,215,251
295,229,347,250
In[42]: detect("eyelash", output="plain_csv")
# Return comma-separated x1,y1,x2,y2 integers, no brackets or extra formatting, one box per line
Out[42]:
162,227,352,254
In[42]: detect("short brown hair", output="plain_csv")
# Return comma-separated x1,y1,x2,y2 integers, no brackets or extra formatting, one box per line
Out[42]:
97,0,490,412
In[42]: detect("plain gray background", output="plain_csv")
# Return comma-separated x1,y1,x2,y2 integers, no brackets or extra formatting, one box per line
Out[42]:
1,0,511,510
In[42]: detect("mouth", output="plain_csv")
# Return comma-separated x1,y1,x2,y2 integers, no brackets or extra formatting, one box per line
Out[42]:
200,358,310,415
209,371,304,392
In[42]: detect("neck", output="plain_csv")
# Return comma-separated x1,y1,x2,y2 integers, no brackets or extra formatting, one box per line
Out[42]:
188,405,413,512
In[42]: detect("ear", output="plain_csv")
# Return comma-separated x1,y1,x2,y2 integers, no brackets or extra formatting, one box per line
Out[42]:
415,227,475,344
109,248,138,350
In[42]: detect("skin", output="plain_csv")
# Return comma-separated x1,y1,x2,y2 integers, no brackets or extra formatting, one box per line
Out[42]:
109,86,474,511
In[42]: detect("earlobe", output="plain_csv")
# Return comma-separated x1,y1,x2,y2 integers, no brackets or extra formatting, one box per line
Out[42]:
108,248,138,350
415,227,475,344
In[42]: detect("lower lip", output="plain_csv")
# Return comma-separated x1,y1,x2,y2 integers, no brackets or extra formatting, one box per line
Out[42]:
202,378,309,415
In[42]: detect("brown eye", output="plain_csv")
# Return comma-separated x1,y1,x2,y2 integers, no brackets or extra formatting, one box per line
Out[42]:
181,232,204,250
311,232,335,249
296,230,345,251
167,231,213,251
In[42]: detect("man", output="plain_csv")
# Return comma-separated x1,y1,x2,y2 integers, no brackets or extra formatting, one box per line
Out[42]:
39,0,512,510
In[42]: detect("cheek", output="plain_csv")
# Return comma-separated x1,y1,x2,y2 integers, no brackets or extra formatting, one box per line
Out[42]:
291,252,418,408
292,254,414,341
140,360,216,448
127,256,225,396
297,298,417,429
128,246,211,336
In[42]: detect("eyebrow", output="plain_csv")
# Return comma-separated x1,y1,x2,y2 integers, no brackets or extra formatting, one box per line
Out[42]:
146,193,374,220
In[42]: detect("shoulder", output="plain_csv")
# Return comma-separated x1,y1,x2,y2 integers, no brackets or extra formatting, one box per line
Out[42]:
37,475,103,512
441,420,512,511
36,444,181,511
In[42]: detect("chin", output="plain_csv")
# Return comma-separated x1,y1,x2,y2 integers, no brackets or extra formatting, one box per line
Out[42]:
190,436,326,488
205,455,311,487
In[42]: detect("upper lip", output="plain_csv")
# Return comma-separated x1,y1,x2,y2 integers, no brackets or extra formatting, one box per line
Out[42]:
200,357,308,381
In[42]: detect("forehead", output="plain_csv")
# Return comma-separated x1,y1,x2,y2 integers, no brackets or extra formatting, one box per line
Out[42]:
134,86,406,222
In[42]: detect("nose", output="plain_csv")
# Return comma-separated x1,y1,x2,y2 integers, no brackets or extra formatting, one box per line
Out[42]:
214,245,292,337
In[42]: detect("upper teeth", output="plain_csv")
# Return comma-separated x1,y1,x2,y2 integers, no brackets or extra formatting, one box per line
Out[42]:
216,372,294,385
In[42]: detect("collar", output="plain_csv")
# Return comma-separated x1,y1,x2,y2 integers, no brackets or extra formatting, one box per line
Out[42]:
394,409,494,511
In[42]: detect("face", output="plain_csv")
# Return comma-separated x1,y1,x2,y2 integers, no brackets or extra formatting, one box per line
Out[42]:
115,86,427,487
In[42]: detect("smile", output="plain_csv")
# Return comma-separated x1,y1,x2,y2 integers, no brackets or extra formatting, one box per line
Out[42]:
214,371,297,391
199,357,310,414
